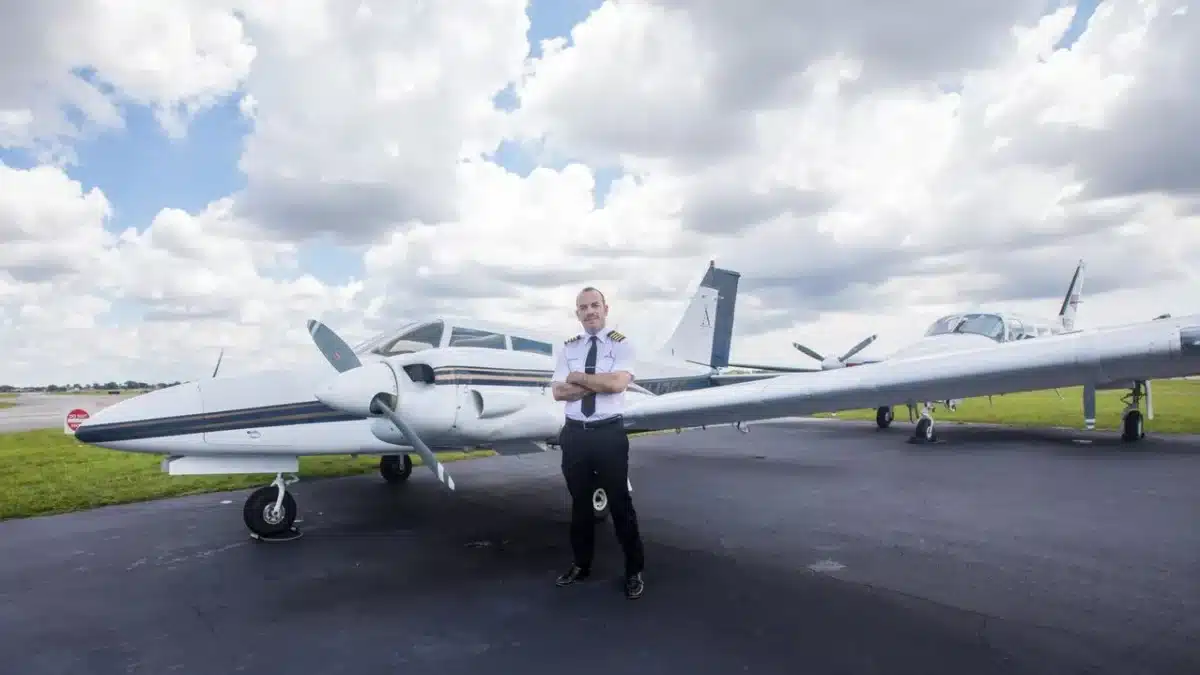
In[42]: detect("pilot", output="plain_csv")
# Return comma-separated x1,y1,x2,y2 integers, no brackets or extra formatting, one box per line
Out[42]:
550,285,645,599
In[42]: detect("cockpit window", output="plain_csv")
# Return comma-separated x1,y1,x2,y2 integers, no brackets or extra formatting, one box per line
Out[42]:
448,326,507,350
512,336,553,355
367,320,445,356
924,313,1006,341
953,314,1005,340
924,315,965,337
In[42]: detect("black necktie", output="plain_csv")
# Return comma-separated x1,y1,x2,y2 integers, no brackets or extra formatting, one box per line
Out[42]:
581,336,598,417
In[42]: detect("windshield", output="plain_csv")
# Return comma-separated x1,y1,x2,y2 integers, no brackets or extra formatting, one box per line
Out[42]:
350,320,427,356
924,313,1006,341
924,315,965,337
351,331,391,355
361,320,446,357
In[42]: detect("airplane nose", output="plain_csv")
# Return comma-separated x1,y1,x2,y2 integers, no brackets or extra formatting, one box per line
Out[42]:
314,362,398,418
74,383,204,450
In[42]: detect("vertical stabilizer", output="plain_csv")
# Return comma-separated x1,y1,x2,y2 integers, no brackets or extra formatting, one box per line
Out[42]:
1058,260,1086,331
657,261,740,368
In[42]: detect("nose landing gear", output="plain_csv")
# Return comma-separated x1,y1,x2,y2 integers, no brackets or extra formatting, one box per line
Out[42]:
243,473,302,542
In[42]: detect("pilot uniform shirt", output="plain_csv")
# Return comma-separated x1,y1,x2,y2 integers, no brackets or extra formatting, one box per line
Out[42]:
551,329,637,422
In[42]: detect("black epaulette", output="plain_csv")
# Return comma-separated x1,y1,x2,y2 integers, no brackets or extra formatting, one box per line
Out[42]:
565,334,583,344
607,330,626,342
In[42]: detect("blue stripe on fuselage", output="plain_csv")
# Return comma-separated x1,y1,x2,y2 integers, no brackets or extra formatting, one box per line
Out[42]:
73,366,734,444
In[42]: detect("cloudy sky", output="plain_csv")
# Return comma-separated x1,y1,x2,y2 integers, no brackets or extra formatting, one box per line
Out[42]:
1,0,1197,386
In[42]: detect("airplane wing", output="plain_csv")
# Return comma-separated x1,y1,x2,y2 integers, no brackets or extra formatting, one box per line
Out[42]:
623,314,1200,431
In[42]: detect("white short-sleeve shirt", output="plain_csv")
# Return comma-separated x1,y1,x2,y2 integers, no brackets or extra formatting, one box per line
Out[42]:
551,328,637,422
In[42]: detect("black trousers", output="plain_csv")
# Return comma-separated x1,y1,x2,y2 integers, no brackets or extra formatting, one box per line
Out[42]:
560,419,644,576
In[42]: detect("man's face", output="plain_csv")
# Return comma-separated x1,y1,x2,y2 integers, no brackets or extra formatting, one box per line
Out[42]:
575,289,607,332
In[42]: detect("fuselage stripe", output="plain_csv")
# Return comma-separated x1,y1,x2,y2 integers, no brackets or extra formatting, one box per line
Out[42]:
73,366,723,443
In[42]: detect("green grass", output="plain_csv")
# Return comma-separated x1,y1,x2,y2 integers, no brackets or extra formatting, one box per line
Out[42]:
0,429,495,521
813,379,1200,434
0,401,13,411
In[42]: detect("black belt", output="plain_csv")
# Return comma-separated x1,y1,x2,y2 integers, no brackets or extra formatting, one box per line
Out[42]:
565,415,623,430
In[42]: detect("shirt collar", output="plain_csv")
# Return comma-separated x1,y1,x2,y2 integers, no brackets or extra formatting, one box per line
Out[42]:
581,329,611,344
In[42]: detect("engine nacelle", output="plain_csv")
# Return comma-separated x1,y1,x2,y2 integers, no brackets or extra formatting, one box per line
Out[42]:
368,387,462,446
315,362,399,418
469,388,532,419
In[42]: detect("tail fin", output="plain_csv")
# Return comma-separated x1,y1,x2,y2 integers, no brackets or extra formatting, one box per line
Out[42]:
657,260,740,368
1058,259,1086,331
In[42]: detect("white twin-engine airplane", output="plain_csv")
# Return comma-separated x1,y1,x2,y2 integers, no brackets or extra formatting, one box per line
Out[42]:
730,259,1095,436
620,309,1200,449
70,262,771,540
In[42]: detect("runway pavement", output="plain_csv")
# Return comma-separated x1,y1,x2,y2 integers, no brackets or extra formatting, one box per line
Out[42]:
0,419,1196,674
0,392,132,433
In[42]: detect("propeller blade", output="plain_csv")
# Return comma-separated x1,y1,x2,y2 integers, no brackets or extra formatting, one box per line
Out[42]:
792,343,825,361
1082,383,1096,430
308,319,362,372
372,394,456,491
839,334,878,362
211,348,224,378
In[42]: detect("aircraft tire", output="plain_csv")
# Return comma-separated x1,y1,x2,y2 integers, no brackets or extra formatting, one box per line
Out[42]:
876,406,893,429
1121,410,1144,442
243,486,297,538
380,454,413,483
913,417,935,443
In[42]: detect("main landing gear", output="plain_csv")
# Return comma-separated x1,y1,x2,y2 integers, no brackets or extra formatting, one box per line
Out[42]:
875,406,894,429
1120,381,1149,443
874,403,940,444
380,453,413,483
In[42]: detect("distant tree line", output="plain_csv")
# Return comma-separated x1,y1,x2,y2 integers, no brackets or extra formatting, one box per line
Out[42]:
0,381,182,393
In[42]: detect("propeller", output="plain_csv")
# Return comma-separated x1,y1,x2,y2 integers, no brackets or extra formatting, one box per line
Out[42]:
305,319,456,491
211,348,224,378
793,334,878,370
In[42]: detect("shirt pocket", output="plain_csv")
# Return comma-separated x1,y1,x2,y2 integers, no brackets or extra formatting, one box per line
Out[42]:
599,352,617,371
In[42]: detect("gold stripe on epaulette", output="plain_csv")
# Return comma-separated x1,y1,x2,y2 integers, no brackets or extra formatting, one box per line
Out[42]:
608,330,626,342
565,335,583,344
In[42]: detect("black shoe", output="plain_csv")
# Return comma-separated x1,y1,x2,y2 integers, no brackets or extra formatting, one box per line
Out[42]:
556,564,590,587
624,572,644,599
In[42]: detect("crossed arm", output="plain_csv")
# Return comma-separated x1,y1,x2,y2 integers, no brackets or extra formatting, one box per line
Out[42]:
552,371,632,401
550,341,635,401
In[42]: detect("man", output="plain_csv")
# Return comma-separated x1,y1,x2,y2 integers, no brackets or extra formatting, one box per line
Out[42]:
550,285,645,599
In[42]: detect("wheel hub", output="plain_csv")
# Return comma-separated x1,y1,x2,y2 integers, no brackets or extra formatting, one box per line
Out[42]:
592,488,607,511
262,503,285,525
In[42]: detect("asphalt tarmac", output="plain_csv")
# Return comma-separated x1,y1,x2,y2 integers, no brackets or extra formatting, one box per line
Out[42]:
0,392,131,432
1,419,1196,675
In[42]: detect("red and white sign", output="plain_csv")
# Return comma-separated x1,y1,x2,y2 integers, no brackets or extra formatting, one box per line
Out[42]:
65,408,90,433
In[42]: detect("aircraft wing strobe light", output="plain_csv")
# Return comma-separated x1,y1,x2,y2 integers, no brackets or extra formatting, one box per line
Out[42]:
307,319,456,491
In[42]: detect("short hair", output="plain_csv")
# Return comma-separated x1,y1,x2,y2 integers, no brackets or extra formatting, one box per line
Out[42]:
577,286,606,306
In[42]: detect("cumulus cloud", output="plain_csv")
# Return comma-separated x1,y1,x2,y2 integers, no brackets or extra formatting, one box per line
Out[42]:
1,0,1198,386
0,0,254,160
